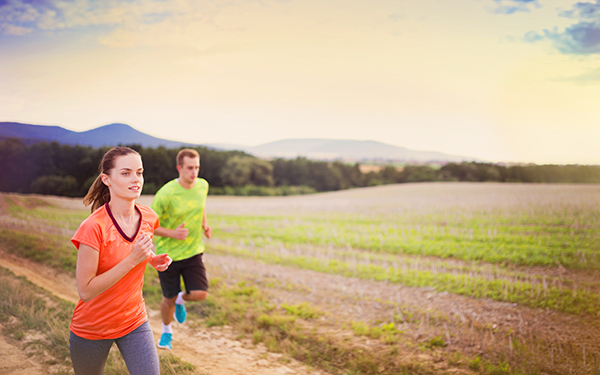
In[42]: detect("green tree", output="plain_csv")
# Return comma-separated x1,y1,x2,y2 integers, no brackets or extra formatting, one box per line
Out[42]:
221,156,274,187
30,175,79,197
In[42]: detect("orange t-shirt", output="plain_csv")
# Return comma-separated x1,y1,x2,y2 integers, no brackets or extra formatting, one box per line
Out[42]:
70,203,159,340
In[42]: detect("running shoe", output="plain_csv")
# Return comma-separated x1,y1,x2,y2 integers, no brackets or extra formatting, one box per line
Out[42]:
174,303,187,324
157,333,172,350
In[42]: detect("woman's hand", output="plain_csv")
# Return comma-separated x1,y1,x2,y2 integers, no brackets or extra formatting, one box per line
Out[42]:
129,234,155,265
149,253,172,272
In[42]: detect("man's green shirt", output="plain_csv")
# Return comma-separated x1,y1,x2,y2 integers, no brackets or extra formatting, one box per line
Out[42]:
151,178,209,261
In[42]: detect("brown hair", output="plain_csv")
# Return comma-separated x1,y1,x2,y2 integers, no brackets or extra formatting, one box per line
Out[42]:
176,148,200,166
83,147,141,212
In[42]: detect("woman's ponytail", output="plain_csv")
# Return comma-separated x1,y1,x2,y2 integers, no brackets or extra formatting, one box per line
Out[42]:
83,175,111,212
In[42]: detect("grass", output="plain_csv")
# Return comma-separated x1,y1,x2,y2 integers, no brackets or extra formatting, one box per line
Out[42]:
0,228,78,273
2,185,600,375
3,197,89,231
201,197,600,318
208,241,600,316
0,267,198,374
188,280,443,375
0,268,72,372
209,208,600,269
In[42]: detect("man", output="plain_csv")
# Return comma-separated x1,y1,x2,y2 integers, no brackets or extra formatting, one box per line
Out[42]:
152,148,212,350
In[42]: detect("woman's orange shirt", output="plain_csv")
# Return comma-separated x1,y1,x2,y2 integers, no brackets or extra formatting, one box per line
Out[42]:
70,203,159,340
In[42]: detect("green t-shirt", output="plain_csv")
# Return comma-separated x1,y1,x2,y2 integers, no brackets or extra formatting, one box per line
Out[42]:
151,178,209,261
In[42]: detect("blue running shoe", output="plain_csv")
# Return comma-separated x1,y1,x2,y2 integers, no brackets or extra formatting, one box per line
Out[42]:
157,333,172,350
174,303,187,324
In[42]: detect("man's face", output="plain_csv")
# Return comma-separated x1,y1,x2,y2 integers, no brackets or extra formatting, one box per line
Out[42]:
177,156,200,185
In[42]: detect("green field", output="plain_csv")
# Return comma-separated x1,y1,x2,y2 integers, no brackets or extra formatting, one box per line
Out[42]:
1,182,600,374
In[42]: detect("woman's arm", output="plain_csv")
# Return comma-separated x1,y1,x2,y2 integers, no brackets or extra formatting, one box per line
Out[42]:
76,234,154,302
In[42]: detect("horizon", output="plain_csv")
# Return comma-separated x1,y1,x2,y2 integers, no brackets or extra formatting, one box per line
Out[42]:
7,121,600,166
2,0,600,165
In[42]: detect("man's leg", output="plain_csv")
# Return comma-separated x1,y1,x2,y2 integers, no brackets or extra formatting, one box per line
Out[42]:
161,296,177,325
182,290,208,302
157,261,183,349
176,254,209,323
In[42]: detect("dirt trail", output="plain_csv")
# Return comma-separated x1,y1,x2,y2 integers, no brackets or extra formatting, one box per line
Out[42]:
0,251,331,375
0,322,45,375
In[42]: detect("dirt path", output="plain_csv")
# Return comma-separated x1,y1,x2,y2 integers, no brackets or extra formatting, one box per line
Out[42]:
0,250,331,375
0,322,45,375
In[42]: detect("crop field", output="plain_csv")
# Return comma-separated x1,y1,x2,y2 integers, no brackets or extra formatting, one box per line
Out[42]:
1,182,599,374
196,182,600,374
204,183,600,313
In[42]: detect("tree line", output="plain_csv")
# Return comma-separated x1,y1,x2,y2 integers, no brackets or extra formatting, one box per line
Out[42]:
0,138,598,197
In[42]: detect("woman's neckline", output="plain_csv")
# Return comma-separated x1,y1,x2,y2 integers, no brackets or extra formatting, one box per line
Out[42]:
105,203,142,242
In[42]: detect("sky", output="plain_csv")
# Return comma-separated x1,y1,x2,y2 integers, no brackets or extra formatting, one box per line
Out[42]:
1,0,600,165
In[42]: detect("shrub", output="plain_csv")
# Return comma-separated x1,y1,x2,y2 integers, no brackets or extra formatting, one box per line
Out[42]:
30,175,79,197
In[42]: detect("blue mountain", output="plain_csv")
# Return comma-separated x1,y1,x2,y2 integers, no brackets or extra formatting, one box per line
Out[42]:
0,122,197,148
213,139,481,163
1,122,480,162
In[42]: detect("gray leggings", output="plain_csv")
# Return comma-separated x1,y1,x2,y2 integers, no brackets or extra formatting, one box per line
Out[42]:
69,320,160,375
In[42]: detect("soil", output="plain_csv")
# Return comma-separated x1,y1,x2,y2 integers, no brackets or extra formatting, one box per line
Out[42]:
0,249,332,375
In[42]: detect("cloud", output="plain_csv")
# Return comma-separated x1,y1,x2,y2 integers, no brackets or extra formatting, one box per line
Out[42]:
0,0,198,36
491,0,539,14
521,1,600,55
1,22,31,35
551,1,600,54
559,1,600,20
0,0,296,36
553,67,600,84
545,21,600,54
0,0,42,35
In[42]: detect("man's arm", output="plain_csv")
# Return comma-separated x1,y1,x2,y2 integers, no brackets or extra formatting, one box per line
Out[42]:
202,210,212,238
155,223,189,240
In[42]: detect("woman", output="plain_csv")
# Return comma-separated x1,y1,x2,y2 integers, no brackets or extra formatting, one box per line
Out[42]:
69,147,172,375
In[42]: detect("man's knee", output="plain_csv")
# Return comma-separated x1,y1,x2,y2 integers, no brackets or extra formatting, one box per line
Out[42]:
185,290,208,302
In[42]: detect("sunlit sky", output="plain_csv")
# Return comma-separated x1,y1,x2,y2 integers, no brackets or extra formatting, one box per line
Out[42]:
1,0,600,164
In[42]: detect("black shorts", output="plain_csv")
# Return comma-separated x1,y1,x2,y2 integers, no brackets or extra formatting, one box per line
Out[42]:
158,253,208,299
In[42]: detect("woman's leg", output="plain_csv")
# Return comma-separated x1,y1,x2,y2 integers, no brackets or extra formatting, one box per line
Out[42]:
116,321,160,375
69,331,114,375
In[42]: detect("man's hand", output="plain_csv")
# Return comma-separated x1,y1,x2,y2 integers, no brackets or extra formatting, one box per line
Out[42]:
173,222,189,240
149,253,172,272
202,224,212,239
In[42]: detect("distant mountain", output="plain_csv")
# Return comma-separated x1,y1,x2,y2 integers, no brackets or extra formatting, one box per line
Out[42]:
214,139,480,163
0,122,197,149
1,122,480,163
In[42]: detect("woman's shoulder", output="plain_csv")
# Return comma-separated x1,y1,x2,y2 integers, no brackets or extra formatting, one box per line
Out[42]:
83,204,110,224
136,204,159,231
136,203,158,219
74,205,109,236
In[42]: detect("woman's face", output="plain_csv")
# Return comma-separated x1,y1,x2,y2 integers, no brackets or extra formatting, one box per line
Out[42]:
101,153,144,201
